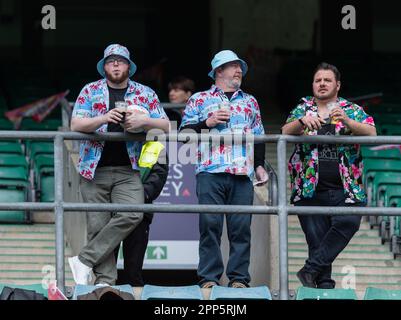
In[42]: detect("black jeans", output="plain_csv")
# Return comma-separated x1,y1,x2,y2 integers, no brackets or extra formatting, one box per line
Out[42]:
114,218,150,286
295,189,364,288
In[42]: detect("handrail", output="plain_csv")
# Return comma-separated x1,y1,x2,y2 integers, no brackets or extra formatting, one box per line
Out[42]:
1,130,401,299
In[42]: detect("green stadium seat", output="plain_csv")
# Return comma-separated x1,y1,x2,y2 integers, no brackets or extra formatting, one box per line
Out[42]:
27,141,54,159
374,172,401,206
0,166,28,182
20,118,61,131
40,175,54,202
361,147,401,160
296,287,357,300
0,118,14,130
0,187,27,222
0,141,24,155
377,125,401,136
372,114,401,126
363,159,401,206
209,285,272,300
31,154,54,202
141,285,203,300
364,287,401,300
33,154,54,182
0,154,28,170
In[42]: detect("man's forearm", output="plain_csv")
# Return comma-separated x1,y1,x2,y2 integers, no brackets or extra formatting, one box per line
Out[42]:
281,119,304,135
143,118,170,133
345,119,377,136
71,116,106,133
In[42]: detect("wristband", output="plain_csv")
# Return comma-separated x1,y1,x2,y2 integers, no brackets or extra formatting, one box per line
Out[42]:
298,118,305,127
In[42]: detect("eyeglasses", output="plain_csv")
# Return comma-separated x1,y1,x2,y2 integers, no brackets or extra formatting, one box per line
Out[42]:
105,57,129,65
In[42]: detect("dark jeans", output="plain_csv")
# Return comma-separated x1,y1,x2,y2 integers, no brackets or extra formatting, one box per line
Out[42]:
295,189,364,288
196,172,254,286
114,218,150,286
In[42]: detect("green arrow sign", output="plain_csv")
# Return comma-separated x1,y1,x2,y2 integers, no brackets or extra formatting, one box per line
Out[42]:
146,246,167,260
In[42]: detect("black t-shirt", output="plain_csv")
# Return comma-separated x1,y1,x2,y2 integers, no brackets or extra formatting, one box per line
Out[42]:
97,86,131,167
225,91,234,100
316,118,343,191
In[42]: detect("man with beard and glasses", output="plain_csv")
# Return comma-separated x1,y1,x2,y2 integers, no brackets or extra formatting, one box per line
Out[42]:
180,50,268,289
281,62,376,289
69,44,170,286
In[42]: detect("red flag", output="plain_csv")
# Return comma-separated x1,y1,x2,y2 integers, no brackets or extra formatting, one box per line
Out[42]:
5,90,69,129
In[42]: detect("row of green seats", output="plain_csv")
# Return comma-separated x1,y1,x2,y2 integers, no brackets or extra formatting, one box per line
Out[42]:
0,151,29,222
297,286,401,300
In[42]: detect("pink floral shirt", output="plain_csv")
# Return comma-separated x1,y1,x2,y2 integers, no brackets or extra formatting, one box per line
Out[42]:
286,96,375,203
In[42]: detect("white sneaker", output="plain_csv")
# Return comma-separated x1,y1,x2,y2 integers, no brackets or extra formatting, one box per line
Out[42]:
68,256,92,285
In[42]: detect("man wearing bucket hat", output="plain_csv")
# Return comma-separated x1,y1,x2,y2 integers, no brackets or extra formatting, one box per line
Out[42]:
180,50,268,288
69,44,170,286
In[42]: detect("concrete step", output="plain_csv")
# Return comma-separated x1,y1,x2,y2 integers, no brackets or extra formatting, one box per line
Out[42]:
0,278,75,286
0,255,70,263
0,240,56,247
0,232,55,240
288,250,393,260
288,264,401,275
0,270,73,278
0,247,57,255
0,263,73,271
288,243,389,253
289,256,401,267
0,225,54,232
288,234,382,245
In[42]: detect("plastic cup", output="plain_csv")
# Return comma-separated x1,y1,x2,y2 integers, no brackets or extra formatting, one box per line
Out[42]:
115,101,127,123
327,102,340,124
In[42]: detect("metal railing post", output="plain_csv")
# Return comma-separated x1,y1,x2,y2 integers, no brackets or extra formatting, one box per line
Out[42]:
54,134,65,293
277,137,289,300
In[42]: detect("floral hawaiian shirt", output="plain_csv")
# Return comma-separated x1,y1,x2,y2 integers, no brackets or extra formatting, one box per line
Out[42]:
180,85,265,178
72,79,168,180
286,96,375,204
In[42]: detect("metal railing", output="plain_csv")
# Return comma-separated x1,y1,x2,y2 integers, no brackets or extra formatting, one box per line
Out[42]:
1,130,401,299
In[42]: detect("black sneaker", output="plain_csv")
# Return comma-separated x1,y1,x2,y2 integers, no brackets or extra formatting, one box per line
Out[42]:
296,267,318,288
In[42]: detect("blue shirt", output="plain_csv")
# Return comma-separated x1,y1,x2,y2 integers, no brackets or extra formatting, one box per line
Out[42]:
180,85,265,178
72,78,168,180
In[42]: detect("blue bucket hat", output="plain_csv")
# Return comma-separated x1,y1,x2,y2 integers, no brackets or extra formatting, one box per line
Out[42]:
208,50,248,79
97,44,137,78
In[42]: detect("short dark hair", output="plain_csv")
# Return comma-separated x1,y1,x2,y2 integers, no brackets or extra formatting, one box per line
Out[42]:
168,76,195,93
313,62,341,82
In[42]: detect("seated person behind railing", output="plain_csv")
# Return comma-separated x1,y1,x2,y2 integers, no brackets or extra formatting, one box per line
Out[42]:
180,50,268,289
281,62,376,289
166,76,195,128
69,43,170,286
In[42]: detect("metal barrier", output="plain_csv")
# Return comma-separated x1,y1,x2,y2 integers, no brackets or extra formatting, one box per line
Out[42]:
1,130,401,299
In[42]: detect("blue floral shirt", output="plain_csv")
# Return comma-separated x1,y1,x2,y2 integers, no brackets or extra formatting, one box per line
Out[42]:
72,79,167,180
180,85,265,178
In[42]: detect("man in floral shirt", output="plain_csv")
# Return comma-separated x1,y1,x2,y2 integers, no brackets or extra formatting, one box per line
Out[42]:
180,50,268,288
68,44,169,286
282,62,376,288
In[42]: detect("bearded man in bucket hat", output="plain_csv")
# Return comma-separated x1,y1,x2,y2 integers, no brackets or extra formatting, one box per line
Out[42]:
180,50,268,288
69,44,170,286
